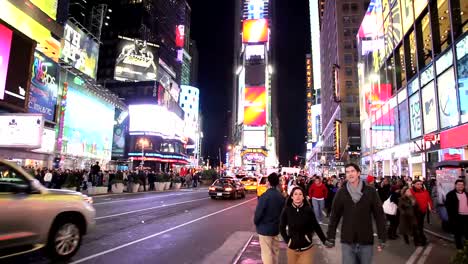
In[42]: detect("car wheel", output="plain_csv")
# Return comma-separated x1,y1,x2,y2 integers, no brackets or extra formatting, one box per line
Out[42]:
232,192,237,200
47,218,82,260
211,196,216,200
241,191,246,198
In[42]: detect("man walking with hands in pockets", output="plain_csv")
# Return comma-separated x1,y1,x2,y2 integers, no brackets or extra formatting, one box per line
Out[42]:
325,163,386,264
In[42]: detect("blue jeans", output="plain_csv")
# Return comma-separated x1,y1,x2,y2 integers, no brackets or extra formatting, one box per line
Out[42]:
312,198,325,223
342,243,373,264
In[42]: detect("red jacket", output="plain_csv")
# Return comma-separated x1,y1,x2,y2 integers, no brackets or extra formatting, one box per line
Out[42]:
309,183,328,199
411,188,433,213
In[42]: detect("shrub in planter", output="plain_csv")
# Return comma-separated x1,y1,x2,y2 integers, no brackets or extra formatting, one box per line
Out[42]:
172,177,182,190
110,179,125,193
155,174,165,191
451,241,468,264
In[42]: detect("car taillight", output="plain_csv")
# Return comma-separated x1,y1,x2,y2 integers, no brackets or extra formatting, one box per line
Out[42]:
209,186,216,191
225,187,233,191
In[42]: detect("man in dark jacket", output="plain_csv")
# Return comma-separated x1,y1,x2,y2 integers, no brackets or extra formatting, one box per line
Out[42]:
445,179,468,250
254,173,285,264
325,163,386,264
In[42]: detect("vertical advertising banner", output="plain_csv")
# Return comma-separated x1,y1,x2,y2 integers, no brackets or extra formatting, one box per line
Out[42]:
114,38,159,81
60,22,99,79
306,54,313,141
409,93,422,138
112,109,128,158
0,23,12,100
244,86,266,126
28,52,58,122
334,120,341,160
175,25,185,48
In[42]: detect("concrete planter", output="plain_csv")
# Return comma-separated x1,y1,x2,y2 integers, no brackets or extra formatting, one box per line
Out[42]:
155,182,165,191
172,183,182,190
95,187,108,195
112,183,124,193
138,185,149,192
131,183,140,193
164,182,171,190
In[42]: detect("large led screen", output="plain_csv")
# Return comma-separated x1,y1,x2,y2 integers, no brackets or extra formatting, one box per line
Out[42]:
399,100,410,143
112,109,128,158
400,0,414,35
61,22,99,79
358,0,384,55
0,0,60,61
28,52,58,122
422,81,438,133
409,93,422,138
244,86,266,126
0,114,44,148
114,38,159,82
457,35,468,123
244,130,266,148
365,83,392,115
129,104,184,139
245,64,266,86
62,86,115,160
438,68,459,129
242,19,268,43
0,23,12,100
30,0,58,20
175,25,185,48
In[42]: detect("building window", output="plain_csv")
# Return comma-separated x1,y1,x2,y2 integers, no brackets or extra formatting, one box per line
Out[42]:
344,29,351,37
396,45,407,88
345,67,353,76
433,0,452,54
346,107,354,117
351,3,359,12
344,40,352,49
344,54,353,64
404,30,418,79
346,80,353,89
416,12,433,67
343,16,351,24
343,3,350,13
451,0,468,38
181,104,185,107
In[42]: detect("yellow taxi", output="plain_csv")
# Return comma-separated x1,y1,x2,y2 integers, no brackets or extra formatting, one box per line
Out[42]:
257,175,287,198
241,176,258,191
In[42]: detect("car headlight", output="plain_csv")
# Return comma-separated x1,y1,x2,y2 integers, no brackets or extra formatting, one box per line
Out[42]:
82,195,93,204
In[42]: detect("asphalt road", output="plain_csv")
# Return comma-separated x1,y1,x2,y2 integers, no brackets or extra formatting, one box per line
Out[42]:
7,188,258,264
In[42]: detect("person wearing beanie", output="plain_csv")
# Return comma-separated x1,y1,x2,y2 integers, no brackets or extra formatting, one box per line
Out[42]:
254,173,285,264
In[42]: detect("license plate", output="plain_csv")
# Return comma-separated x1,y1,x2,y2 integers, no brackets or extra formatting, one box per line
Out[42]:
217,193,223,196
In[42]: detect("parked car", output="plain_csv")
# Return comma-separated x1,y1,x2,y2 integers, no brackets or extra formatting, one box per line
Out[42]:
209,178,246,199
0,160,96,261
240,176,258,191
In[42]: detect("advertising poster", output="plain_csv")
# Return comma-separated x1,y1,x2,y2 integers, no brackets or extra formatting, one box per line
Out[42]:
398,100,410,143
28,52,58,122
400,0,414,36
112,109,128,158
114,38,159,82
456,35,468,123
0,114,44,148
436,168,460,205
244,86,266,126
0,23,12,100
437,68,459,129
242,19,268,43
62,85,115,160
60,22,99,79
409,93,422,138
422,81,438,133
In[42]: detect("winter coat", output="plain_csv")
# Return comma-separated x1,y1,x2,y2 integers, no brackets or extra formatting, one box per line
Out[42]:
308,183,328,199
410,188,433,214
254,188,285,236
445,189,468,226
398,196,418,235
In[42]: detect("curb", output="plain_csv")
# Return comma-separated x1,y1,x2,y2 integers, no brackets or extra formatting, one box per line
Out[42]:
424,228,454,242
232,234,254,264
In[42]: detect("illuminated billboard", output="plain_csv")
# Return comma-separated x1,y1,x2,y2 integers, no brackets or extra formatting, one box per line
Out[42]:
244,86,266,126
30,0,58,20
129,104,184,140
244,130,266,148
0,114,44,148
61,22,99,79
245,45,265,60
114,37,159,82
112,109,128,159
245,64,266,86
306,54,313,141
175,25,185,48
62,85,115,160
242,19,268,43
0,0,61,61
28,52,58,122
246,0,267,19
0,23,12,101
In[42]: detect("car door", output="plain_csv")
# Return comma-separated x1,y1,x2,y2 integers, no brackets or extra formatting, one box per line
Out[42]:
0,164,42,250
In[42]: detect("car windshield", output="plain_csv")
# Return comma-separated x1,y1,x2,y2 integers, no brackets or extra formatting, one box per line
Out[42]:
259,177,268,185
242,177,256,182
214,179,233,186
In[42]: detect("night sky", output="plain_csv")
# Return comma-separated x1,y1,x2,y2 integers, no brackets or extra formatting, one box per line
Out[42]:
189,0,310,166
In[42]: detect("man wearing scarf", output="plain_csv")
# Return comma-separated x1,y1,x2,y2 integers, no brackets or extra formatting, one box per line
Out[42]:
325,163,386,264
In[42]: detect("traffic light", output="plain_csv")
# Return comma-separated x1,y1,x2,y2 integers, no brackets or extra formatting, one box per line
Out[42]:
295,155,298,161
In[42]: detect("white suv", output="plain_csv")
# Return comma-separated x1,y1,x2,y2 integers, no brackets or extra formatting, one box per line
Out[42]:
0,160,95,261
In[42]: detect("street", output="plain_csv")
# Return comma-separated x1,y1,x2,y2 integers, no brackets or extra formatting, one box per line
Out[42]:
6,188,459,264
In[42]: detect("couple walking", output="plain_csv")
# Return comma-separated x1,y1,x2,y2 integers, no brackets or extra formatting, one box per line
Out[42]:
254,163,386,264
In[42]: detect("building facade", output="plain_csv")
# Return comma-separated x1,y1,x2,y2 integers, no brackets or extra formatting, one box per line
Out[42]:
357,0,467,178
319,0,367,176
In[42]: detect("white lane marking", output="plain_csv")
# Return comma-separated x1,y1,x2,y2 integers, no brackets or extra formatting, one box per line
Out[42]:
232,234,254,264
93,192,201,205
95,197,209,220
406,246,424,264
71,197,257,264
416,244,433,264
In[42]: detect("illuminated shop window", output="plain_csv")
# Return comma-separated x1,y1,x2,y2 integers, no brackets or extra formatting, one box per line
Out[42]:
404,30,418,79
395,45,407,88
451,0,468,38
435,0,452,53
416,12,433,67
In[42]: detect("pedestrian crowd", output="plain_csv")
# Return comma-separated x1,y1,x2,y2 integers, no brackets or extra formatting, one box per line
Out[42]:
254,163,468,264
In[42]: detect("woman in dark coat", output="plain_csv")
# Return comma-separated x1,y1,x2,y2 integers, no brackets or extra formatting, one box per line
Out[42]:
398,186,418,245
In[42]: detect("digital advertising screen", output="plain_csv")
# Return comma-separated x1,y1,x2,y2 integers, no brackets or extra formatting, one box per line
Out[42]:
0,114,44,148
30,0,58,20
398,100,410,143
409,93,422,139
61,22,99,79
422,81,438,133
112,109,128,159
245,64,266,86
114,37,159,82
457,34,468,123
400,0,414,35
62,85,115,160
28,51,58,122
0,23,12,101
242,19,268,43
0,0,61,61
243,130,266,148
438,68,459,129
244,86,266,127
365,83,392,115
32,128,56,154
175,25,185,48
129,104,184,140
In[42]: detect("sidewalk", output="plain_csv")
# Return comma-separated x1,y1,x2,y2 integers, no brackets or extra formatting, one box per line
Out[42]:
235,235,288,264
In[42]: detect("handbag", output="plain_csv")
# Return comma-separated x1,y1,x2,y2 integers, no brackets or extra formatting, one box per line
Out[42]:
383,197,398,215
